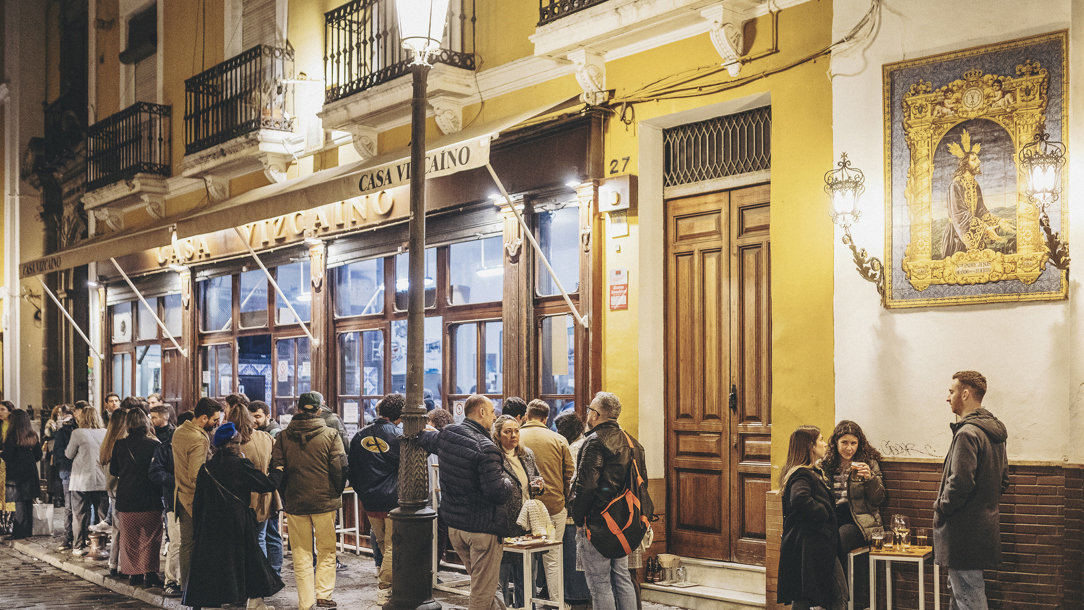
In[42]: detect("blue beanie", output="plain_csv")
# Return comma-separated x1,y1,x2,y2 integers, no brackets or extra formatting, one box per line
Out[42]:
213,422,238,447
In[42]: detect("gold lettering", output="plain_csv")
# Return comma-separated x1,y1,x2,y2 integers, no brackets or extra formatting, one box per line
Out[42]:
314,207,330,232
374,191,394,215
290,211,305,235
182,239,196,260
274,216,287,240
335,201,346,227
350,197,367,224
156,246,170,265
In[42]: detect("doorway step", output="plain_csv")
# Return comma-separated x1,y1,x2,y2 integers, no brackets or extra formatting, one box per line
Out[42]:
641,557,766,610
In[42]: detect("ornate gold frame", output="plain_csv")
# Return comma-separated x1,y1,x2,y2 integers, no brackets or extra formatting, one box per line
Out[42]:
883,32,1068,308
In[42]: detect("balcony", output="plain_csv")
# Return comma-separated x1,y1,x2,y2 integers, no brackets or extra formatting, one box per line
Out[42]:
180,45,299,189
84,102,172,230
320,0,478,154
538,0,610,27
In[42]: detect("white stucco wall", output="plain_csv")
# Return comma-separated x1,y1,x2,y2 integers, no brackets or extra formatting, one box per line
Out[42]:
831,0,1080,463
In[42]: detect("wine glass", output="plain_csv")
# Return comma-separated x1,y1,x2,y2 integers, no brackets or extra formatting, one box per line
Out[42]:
892,514,910,548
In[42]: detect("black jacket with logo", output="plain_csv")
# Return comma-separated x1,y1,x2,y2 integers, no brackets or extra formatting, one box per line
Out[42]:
347,417,401,513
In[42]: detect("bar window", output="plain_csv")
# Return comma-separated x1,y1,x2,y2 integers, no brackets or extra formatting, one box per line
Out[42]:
163,294,183,337
339,330,385,424
112,302,133,343
275,336,312,415
536,206,580,297
276,261,312,325
137,301,158,340
449,236,504,305
112,352,132,397
391,316,442,406
136,344,162,397
539,314,575,426
238,334,272,403
200,344,233,398
448,320,502,414
334,258,384,317
200,276,232,332
394,248,437,310
240,270,269,328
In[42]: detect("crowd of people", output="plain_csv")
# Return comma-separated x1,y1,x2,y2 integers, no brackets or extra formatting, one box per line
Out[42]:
778,370,1009,610
0,387,656,610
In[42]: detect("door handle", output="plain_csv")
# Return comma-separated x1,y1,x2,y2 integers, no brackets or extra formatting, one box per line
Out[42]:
729,384,738,412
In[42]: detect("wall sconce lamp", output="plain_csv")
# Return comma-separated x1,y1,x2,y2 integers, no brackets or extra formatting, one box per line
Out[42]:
1019,132,1069,273
826,153,886,305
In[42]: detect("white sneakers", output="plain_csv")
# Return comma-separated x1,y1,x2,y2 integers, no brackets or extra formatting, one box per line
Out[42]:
246,598,275,610
89,521,111,533
376,589,391,606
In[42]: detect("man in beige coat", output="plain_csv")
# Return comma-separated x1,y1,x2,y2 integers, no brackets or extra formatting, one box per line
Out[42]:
270,392,347,610
172,397,223,597
520,400,574,603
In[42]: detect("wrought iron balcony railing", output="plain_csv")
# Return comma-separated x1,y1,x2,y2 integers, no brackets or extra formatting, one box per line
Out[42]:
538,0,610,26
324,0,475,104
184,44,296,155
86,102,171,192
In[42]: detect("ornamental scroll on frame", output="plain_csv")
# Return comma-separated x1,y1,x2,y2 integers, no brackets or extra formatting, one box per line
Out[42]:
883,31,1068,308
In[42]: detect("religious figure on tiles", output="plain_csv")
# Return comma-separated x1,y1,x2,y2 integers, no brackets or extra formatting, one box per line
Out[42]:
883,31,1068,308
939,128,1015,259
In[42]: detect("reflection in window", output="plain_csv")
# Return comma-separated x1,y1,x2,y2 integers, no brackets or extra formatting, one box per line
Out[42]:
112,352,132,397
391,317,442,407
112,302,133,343
275,337,311,405
200,276,232,332
136,344,162,397
449,320,502,401
537,206,580,296
238,334,272,403
339,330,385,424
137,301,158,341
540,314,575,427
335,259,384,317
276,261,312,325
449,237,504,304
394,248,437,310
240,270,269,328
164,294,182,337
200,344,233,398
485,321,503,394
454,325,477,394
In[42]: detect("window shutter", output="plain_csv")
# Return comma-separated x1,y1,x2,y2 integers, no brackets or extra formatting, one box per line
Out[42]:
135,54,157,104
243,0,277,49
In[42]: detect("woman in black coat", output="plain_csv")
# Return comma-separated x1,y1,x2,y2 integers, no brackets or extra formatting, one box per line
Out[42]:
778,425,846,610
110,409,164,587
182,422,283,610
1,409,42,540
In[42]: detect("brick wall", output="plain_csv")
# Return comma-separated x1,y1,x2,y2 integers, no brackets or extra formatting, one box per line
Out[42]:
765,460,1083,610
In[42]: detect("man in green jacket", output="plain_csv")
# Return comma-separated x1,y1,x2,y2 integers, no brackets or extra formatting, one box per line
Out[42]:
270,392,347,610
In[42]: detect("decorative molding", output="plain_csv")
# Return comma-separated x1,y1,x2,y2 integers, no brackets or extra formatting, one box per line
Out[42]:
503,211,524,261
308,240,326,292
430,96,464,135
474,56,575,101
345,124,378,161
261,155,290,184
203,176,230,202
180,130,298,184
568,49,608,106
93,209,123,232
141,193,165,219
701,2,758,77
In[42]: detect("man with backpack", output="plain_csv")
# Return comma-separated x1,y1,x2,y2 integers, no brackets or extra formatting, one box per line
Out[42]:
569,392,654,610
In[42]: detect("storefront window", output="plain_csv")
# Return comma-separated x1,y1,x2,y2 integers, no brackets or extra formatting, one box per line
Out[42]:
237,334,272,403
394,248,437,310
112,302,133,343
137,302,158,340
338,330,385,425
240,270,269,328
164,294,183,337
200,344,233,398
136,344,162,397
200,276,232,332
276,261,312,325
485,321,503,394
334,259,384,317
275,336,311,415
537,206,581,297
449,236,504,304
539,314,575,426
391,317,442,406
454,324,477,394
112,352,132,397
448,319,502,418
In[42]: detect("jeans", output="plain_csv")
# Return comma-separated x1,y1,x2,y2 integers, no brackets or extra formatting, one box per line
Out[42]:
578,527,638,610
177,503,195,590
164,511,181,585
108,507,122,570
265,511,283,576
500,558,526,608
562,521,590,602
71,490,108,549
948,568,988,610
59,471,72,545
286,511,339,610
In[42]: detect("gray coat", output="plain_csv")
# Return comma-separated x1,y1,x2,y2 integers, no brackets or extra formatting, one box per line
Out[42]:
65,428,107,492
933,408,1009,569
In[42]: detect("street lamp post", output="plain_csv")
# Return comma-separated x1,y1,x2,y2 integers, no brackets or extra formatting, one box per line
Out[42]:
390,2,450,610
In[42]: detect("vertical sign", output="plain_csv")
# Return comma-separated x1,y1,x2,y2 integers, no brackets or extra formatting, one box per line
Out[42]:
609,269,629,311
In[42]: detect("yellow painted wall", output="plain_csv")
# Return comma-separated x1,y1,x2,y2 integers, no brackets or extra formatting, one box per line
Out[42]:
94,0,120,121
45,2,61,103
598,1,835,471
475,0,535,70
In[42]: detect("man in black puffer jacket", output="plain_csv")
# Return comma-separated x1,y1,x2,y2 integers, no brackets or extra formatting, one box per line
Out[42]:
348,393,403,606
419,394,512,610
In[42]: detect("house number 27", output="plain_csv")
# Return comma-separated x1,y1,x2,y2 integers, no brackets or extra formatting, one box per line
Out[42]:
609,157,631,175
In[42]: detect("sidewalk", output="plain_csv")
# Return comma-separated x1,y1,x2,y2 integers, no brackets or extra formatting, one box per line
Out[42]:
11,525,683,610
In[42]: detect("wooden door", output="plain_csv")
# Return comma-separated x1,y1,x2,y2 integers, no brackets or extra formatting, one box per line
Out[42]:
665,184,771,564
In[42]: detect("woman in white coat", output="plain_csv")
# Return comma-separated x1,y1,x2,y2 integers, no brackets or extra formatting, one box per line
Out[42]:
65,407,109,555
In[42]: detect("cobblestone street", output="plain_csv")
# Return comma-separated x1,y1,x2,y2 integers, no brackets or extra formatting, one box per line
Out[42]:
0,542,156,609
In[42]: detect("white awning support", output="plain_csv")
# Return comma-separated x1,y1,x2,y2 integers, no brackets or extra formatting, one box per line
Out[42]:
232,227,319,347
35,275,104,362
109,257,189,358
486,163,589,330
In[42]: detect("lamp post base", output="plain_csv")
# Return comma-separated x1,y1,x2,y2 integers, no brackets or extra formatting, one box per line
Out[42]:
386,505,441,610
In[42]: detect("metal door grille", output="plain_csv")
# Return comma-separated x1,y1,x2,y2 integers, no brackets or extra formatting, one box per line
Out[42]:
663,106,771,187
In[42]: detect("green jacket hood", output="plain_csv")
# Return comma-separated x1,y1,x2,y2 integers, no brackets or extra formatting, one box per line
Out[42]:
285,414,328,447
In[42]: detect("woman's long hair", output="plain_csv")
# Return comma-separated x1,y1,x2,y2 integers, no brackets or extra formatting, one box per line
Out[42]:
491,415,526,459
99,408,129,465
76,407,104,430
779,425,821,488
5,409,39,448
822,420,883,475
226,403,255,444
125,408,157,441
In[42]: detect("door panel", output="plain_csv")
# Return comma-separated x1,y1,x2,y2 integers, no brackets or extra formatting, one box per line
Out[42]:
666,185,771,565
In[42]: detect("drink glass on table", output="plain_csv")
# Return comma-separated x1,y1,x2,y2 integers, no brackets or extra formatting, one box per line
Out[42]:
915,528,928,547
870,527,885,551
892,514,910,548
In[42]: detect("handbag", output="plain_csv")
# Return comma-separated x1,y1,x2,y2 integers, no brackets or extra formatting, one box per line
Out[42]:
32,502,54,536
